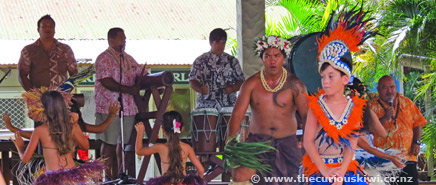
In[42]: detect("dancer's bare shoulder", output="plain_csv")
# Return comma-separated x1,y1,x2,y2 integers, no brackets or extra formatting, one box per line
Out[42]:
180,141,193,151
284,74,307,97
239,72,261,93
34,123,49,135
243,72,260,87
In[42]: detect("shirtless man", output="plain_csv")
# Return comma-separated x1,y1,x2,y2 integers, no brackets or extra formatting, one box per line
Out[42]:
227,35,308,184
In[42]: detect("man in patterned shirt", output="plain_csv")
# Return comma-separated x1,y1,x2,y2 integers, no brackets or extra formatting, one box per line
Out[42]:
189,28,245,109
18,15,78,91
369,75,427,185
95,27,145,180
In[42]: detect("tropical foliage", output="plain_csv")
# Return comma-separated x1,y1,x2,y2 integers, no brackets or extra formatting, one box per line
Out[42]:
267,0,436,178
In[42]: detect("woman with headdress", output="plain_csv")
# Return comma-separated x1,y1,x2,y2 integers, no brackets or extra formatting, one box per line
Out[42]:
10,90,103,185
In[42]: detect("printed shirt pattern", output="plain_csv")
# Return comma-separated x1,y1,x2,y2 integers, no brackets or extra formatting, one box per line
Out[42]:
189,51,245,109
369,93,427,161
95,47,143,116
18,39,77,88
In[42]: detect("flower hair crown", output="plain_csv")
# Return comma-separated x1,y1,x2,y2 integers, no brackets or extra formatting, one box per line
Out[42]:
254,35,292,57
172,119,181,134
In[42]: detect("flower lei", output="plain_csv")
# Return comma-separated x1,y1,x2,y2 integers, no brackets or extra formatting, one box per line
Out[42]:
260,67,287,93
253,35,292,57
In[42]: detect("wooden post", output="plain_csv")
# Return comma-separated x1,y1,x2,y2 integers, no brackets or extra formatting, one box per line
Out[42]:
236,0,265,77
133,71,174,184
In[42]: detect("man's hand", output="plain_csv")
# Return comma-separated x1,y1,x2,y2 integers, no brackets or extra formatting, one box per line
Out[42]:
410,143,420,156
381,107,394,122
200,85,209,95
224,85,233,94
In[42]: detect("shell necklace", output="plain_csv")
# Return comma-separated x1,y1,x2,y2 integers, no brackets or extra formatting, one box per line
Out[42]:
260,67,287,92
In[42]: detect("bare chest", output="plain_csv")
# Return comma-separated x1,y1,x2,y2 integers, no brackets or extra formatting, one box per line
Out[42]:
251,85,295,109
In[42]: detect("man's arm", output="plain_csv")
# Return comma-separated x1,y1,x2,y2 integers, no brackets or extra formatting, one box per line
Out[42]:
190,80,208,95
410,100,426,156
18,48,33,91
294,80,309,131
225,58,245,94
411,126,422,156
18,69,32,91
378,103,394,126
99,77,139,96
189,58,209,95
65,45,78,76
225,80,244,94
226,79,253,141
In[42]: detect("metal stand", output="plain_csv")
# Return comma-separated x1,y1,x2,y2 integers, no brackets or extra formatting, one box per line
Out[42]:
106,49,131,184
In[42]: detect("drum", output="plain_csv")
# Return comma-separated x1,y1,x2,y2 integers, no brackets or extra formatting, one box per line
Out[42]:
289,32,352,94
190,108,219,153
218,107,251,150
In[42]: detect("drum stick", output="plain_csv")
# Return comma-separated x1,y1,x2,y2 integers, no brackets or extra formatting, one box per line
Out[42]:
140,62,147,76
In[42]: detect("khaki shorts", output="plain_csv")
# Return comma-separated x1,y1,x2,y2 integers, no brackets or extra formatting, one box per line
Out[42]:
95,113,136,145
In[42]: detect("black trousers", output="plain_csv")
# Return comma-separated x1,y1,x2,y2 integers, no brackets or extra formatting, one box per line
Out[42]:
391,161,418,185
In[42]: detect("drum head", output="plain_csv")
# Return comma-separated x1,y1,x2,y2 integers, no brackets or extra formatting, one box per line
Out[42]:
191,108,219,116
289,32,322,94
288,32,352,94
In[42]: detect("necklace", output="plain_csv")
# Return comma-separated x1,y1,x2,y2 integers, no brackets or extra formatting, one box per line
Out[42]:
260,67,287,92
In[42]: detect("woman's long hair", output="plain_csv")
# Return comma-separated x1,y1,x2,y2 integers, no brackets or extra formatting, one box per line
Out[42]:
41,91,74,156
161,111,185,183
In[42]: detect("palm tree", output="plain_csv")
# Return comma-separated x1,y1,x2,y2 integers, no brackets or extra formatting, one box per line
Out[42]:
378,0,436,179
381,0,436,70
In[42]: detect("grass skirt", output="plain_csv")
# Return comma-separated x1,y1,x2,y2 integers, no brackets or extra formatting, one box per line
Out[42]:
33,160,104,185
355,148,405,185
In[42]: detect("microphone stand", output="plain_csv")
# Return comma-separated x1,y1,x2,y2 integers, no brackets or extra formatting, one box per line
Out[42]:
117,45,128,184
104,46,137,185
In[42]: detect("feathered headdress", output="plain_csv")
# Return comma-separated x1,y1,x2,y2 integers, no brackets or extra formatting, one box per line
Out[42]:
317,4,378,79
58,65,95,92
22,87,73,122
